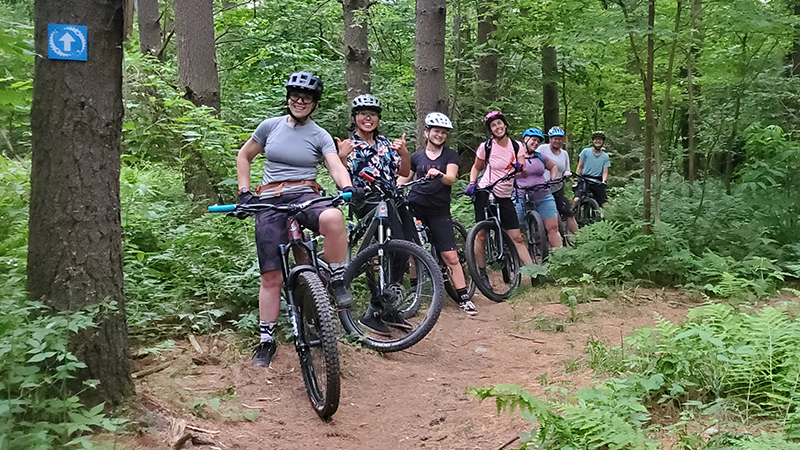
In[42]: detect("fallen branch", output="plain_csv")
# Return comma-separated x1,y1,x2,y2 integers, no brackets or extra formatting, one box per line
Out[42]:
402,349,426,357
508,333,546,344
186,424,220,435
188,334,204,353
132,361,172,379
494,434,520,450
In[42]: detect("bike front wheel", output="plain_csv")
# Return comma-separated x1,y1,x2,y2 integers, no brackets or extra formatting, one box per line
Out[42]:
293,271,340,420
574,197,601,228
525,211,549,264
341,239,445,353
443,220,476,302
465,221,521,302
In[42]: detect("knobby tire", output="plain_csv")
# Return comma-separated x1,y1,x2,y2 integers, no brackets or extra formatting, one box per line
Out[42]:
465,221,521,302
341,239,445,353
294,271,340,420
525,211,549,263
443,220,476,302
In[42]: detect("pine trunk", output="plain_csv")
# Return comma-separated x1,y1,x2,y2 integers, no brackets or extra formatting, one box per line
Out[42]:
175,0,220,205
29,0,133,406
137,0,162,57
415,0,447,143
643,0,655,232
542,45,560,131
343,0,371,102
477,1,497,103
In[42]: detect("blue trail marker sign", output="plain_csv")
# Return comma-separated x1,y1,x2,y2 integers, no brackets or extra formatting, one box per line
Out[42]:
48,24,88,61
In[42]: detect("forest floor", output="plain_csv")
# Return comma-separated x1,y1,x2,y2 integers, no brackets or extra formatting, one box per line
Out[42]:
105,285,702,450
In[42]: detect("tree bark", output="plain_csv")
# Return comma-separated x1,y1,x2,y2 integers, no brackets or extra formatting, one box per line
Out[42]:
175,0,220,112
653,0,683,223
542,45,560,132
137,0,162,57
686,0,702,182
477,1,497,103
451,0,469,127
415,0,447,143
175,0,220,205
343,0,372,102
29,0,133,406
643,0,655,232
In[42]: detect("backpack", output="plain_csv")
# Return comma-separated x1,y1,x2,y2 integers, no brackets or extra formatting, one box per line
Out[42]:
483,137,520,164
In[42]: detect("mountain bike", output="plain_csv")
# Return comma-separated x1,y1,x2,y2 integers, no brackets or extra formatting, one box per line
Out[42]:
517,178,564,264
412,215,475,303
572,173,602,228
339,172,445,353
464,172,521,302
209,193,350,420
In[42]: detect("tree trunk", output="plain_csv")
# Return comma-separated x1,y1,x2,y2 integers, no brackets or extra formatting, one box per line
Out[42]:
137,0,162,57
175,0,220,112
653,0,683,223
342,0,371,102
686,0,702,182
451,0,469,127
643,0,655,233
175,0,220,205
477,1,497,103
791,0,800,76
542,45,560,132
29,0,133,407
415,0,447,144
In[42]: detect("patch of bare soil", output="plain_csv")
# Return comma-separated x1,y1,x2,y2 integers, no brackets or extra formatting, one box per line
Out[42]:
109,287,693,450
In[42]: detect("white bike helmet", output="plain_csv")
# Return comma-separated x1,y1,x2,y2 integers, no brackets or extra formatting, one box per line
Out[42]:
424,112,453,129
351,94,382,113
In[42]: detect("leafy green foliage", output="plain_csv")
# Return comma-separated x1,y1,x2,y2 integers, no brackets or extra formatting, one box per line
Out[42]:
0,7,33,158
475,302,800,449
0,156,121,449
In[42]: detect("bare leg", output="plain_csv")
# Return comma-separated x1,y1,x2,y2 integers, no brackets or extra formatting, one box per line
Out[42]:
544,217,562,248
318,208,347,263
441,249,466,289
259,270,283,322
506,228,532,265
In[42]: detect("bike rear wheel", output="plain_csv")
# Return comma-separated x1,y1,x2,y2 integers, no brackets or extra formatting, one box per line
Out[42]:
465,221,521,302
443,220,476,302
525,210,549,264
293,271,340,420
341,239,445,352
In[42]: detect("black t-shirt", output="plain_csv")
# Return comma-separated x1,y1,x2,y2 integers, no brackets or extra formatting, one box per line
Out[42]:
408,147,461,209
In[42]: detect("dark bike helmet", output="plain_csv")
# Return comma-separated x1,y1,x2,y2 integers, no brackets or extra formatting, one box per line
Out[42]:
425,112,453,129
591,130,606,140
285,71,323,100
351,94,382,114
522,127,545,142
548,126,565,137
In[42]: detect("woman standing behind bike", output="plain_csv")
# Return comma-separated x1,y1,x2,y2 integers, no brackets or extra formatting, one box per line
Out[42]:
465,111,534,278
336,94,416,333
514,127,563,249
538,126,579,235
399,112,478,316
236,72,360,368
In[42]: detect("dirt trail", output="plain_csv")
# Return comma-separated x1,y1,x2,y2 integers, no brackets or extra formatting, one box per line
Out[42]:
117,288,691,450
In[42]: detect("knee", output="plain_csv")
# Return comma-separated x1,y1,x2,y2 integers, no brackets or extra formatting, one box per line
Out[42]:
319,209,344,234
441,250,459,267
260,271,283,290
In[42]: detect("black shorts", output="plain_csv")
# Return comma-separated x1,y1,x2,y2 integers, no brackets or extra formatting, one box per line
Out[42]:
412,206,457,253
254,192,331,273
575,181,607,205
551,187,574,219
473,191,520,230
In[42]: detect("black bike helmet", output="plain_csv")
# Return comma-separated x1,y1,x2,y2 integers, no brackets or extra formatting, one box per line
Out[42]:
285,71,323,100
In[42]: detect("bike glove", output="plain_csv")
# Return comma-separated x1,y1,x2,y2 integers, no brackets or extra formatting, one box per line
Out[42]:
342,186,366,201
513,162,524,173
464,183,476,197
239,191,257,205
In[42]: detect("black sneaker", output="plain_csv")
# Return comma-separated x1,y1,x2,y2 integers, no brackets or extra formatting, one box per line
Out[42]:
329,275,353,308
381,308,413,331
360,310,392,336
252,341,276,367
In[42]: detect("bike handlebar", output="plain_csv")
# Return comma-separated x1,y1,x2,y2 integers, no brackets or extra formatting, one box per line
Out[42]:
208,192,353,216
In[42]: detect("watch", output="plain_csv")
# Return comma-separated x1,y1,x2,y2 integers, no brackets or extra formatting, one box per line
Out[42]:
239,186,249,195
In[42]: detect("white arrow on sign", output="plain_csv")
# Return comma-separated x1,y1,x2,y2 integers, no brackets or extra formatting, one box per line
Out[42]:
59,32,75,52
